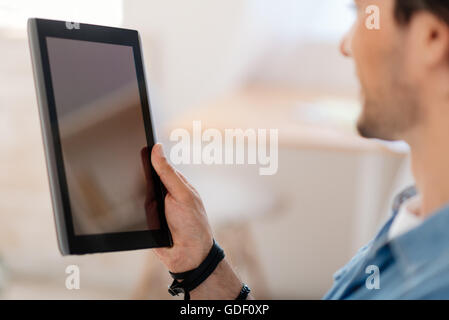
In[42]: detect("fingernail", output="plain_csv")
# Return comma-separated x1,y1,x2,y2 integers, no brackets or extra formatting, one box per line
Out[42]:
156,143,165,157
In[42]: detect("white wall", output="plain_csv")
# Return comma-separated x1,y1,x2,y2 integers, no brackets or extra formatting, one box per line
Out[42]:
122,0,360,128
122,0,256,126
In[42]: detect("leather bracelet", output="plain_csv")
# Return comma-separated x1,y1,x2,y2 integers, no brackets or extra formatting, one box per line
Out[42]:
236,283,251,300
168,239,225,300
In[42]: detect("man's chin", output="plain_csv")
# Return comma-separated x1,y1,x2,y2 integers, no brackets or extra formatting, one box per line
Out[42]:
357,99,385,140
356,101,376,139
356,118,375,139
356,116,399,142
357,107,387,140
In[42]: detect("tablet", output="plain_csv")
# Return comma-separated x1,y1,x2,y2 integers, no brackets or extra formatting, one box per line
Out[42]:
28,18,172,255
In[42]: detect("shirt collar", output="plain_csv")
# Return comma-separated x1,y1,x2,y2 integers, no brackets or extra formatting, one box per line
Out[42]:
372,186,449,274
370,186,417,247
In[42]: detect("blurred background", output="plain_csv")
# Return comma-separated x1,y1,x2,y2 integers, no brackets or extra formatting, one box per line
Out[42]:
0,0,414,299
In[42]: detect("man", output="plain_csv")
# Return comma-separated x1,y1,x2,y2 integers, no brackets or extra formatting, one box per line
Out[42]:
147,0,449,299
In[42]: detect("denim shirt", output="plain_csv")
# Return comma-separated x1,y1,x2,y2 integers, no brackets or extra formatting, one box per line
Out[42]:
323,186,449,299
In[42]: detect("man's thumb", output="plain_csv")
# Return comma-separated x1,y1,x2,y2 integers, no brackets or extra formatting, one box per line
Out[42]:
151,143,187,197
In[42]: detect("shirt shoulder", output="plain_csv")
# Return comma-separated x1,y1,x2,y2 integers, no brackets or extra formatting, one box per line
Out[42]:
323,239,374,299
324,186,418,299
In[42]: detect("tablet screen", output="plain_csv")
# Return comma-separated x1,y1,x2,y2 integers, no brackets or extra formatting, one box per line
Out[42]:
46,37,160,235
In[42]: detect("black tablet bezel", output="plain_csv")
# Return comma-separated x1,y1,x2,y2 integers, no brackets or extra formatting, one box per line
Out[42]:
29,18,172,254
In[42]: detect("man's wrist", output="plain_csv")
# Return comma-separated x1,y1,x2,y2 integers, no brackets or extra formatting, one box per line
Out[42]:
167,238,214,273
189,259,243,300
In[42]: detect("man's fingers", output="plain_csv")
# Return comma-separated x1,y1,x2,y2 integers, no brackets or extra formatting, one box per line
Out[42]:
151,143,189,198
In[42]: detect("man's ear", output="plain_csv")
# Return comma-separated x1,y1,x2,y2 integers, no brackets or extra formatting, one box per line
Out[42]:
408,11,449,68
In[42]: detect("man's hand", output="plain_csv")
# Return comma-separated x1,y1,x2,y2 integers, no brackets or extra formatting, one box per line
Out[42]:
145,143,214,273
141,143,248,299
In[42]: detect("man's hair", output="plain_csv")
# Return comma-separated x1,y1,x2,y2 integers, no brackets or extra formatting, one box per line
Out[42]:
395,0,449,26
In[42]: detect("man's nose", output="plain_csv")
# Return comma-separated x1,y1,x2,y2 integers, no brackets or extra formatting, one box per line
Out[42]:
340,33,352,57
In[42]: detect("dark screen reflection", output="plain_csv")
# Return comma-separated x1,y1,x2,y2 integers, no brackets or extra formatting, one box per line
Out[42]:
46,37,160,235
